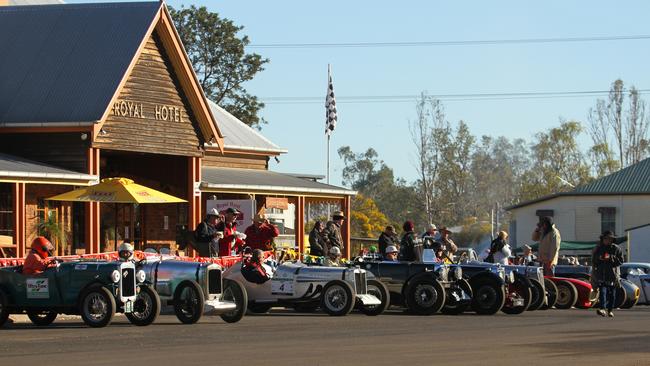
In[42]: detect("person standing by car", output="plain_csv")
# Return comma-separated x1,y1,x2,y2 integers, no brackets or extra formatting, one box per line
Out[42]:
308,221,327,257
244,214,280,251
324,211,345,252
532,217,561,275
378,225,399,255
399,221,418,262
421,223,440,241
592,231,625,317
216,207,246,256
488,231,511,265
194,208,223,256
438,227,458,262
23,236,57,275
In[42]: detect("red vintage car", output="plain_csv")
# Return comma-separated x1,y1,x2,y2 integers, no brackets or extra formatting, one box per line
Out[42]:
545,276,597,309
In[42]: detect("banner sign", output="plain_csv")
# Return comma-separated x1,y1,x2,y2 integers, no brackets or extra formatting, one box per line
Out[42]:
26,278,50,299
265,197,289,210
206,199,256,229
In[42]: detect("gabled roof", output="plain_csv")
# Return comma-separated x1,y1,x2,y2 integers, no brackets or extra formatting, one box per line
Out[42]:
0,152,97,185
507,157,650,210
0,2,159,125
206,100,287,154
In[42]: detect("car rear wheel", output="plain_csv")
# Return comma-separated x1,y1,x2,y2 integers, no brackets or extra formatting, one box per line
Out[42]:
359,279,390,316
321,280,355,316
441,279,472,315
527,279,545,311
220,279,248,323
27,311,57,326
501,278,532,315
555,281,578,309
405,277,446,315
125,285,160,326
0,289,10,327
79,286,116,328
540,278,558,310
470,277,506,315
173,280,205,324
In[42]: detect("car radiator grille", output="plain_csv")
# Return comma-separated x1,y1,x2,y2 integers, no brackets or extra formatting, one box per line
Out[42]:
208,269,222,294
355,272,367,294
122,268,136,297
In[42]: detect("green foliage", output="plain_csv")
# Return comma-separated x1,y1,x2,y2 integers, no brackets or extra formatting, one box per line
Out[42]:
36,212,67,255
169,5,269,129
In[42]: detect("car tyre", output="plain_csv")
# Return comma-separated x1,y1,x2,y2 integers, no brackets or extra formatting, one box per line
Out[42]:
321,280,355,316
554,281,578,309
220,279,248,323
540,278,558,310
27,311,57,326
405,277,446,315
0,289,10,327
441,279,472,315
470,277,505,315
527,279,545,311
620,287,639,309
501,277,532,315
79,286,116,328
173,280,205,324
125,285,161,326
359,279,390,316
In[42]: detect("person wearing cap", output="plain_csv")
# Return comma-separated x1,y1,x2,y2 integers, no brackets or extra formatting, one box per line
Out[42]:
421,223,440,241
438,226,458,262
384,245,399,262
244,213,280,251
194,208,223,256
517,245,537,265
323,246,342,267
23,236,57,275
592,230,625,317
216,207,246,256
532,216,561,275
324,211,345,252
378,225,399,256
399,221,417,262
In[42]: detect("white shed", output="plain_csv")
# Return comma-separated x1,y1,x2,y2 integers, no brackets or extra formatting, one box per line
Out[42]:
626,223,650,262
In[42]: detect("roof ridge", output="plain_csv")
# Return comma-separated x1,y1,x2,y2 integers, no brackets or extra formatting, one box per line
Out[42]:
573,156,650,193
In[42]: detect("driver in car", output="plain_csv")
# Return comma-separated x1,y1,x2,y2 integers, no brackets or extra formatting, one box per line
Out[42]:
118,242,135,262
241,249,271,284
323,246,342,267
23,236,57,275
384,245,399,262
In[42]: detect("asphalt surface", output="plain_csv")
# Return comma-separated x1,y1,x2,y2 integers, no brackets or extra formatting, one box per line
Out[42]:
1,306,649,366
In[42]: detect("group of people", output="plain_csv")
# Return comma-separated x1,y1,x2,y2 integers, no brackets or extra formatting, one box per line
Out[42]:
372,222,458,263
307,210,347,267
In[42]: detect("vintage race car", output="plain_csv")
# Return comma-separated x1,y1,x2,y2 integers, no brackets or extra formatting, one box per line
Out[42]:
553,265,637,309
621,263,650,305
138,258,247,324
354,256,472,315
223,261,387,316
504,264,550,311
0,259,159,328
460,261,529,315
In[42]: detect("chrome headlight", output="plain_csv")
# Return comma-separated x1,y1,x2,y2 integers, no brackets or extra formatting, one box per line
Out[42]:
497,268,505,280
136,270,146,283
453,267,462,280
508,271,516,284
110,270,121,283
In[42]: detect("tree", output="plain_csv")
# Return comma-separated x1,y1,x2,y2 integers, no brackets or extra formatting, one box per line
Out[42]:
350,194,389,238
169,5,269,129
588,79,650,175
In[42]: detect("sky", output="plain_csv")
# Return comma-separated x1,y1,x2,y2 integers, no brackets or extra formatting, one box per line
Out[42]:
68,0,650,187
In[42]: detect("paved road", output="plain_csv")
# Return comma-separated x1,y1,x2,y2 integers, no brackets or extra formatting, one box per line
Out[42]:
2,307,649,366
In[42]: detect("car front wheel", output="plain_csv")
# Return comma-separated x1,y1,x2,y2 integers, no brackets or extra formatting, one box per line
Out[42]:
527,279,545,311
501,278,532,315
470,277,506,315
554,281,578,309
441,279,472,315
321,280,355,316
0,289,10,327
540,278,558,310
405,277,446,315
79,286,116,328
126,286,161,326
173,280,205,324
220,279,248,323
359,279,390,316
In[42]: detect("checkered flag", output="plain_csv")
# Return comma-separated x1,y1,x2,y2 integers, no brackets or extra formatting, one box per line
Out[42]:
325,65,337,135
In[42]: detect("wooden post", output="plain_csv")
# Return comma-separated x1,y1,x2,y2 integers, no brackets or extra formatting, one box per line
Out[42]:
342,195,351,259
187,156,202,256
85,148,100,253
295,196,305,254
12,182,26,257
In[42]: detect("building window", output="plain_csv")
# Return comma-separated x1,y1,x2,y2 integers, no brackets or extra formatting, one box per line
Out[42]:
0,185,13,238
598,207,616,233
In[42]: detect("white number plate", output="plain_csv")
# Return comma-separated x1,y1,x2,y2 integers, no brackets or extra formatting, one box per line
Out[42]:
271,279,294,295
124,300,134,313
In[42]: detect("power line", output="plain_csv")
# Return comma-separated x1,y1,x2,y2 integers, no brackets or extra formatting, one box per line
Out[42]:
249,34,650,49
260,89,650,104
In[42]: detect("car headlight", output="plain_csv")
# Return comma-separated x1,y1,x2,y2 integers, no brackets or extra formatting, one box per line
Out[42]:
508,271,516,284
453,267,462,280
136,270,146,283
111,270,121,283
497,269,505,280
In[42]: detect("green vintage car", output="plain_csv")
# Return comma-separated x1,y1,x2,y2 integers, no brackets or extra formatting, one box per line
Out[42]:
0,259,160,328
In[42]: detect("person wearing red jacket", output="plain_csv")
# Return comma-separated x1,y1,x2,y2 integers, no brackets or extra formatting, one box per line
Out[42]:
244,214,280,251
215,207,245,256
23,237,56,275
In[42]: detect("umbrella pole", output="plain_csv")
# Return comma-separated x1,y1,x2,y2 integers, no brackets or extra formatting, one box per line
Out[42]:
115,203,118,250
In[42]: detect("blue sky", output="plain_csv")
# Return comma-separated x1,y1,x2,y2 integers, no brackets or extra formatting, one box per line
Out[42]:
70,1,650,186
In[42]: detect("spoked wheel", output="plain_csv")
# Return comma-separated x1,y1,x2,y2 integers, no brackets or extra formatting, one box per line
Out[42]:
321,280,355,316
173,280,205,324
405,277,446,315
555,281,578,309
501,278,532,315
359,279,390,316
0,289,11,327
27,311,57,326
527,279,545,311
220,279,248,323
470,278,506,315
441,279,472,315
540,279,558,310
125,286,161,326
79,286,116,328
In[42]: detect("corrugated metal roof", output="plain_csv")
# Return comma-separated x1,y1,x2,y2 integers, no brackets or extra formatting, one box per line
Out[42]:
0,152,97,181
0,2,159,124
201,167,355,196
574,157,650,194
207,100,286,154
6,1,64,5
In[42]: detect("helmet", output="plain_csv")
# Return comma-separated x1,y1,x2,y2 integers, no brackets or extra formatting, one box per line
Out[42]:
118,242,134,261
385,245,398,254
31,237,53,259
329,246,341,256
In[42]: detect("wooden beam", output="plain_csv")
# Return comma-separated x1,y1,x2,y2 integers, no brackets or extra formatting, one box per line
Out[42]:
85,148,101,253
296,196,305,254
13,182,26,257
0,126,93,134
342,195,351,259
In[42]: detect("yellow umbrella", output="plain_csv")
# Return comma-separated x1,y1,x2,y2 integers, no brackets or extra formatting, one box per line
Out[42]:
47,177,186,203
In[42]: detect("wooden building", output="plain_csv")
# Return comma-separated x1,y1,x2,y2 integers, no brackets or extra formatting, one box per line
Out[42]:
0,2,355,258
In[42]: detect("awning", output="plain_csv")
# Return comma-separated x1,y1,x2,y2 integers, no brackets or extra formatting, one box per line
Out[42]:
0,152,97,186
201,167,356,197
514,240,598,253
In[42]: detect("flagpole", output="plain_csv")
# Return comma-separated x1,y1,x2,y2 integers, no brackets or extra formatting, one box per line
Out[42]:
327,64,331,185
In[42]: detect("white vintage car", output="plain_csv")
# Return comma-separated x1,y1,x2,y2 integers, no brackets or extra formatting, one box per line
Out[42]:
621,262,650,305
223,261,388,316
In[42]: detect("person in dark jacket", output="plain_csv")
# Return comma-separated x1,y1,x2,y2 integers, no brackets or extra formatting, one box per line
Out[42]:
378,225,399,255
592,231,625,317
324,211,345,251
308,221,327,256
194,208,223,257
399,221,417,262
